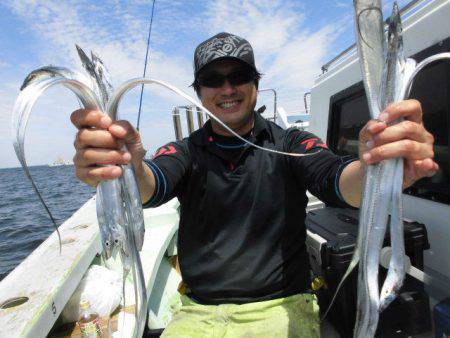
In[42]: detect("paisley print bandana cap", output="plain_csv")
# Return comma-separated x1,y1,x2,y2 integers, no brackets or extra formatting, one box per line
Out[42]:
193,32,256,79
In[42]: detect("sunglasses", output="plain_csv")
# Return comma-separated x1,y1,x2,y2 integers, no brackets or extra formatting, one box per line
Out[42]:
197,68,256,88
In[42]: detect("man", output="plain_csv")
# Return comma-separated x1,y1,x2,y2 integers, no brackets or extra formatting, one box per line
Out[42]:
71,33,437,337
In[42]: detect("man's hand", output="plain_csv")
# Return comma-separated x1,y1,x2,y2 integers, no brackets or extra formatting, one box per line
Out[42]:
71,109,147,187
358,99,438,188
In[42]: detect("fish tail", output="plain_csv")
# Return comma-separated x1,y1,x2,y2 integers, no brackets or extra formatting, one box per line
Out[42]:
321,253,359,321
379,159,405,311
25,166,62,252
121,265,127,338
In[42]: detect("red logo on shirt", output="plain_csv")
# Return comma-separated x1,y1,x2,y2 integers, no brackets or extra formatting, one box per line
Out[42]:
301,138,328,150
153,145,177,159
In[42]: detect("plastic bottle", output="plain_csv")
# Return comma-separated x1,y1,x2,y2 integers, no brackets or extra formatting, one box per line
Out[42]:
78,299,103,337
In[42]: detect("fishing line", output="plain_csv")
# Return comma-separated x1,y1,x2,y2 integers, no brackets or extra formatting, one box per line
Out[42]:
136,0,156,131
109,78,323,158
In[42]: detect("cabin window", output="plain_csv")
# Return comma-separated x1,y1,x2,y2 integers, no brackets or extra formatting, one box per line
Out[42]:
327,37,450,205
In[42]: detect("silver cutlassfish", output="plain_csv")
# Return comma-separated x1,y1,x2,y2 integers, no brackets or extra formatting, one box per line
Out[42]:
323,1,450,337
12,66,101,252
76,46,148,337
12,48,148,337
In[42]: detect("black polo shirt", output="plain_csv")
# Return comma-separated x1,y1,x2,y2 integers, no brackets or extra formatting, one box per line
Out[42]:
143,112,355,305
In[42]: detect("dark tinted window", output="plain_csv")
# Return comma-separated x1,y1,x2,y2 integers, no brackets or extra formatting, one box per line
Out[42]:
327,38,450,204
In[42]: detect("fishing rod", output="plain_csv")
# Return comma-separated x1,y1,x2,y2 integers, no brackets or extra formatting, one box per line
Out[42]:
136,0,156,131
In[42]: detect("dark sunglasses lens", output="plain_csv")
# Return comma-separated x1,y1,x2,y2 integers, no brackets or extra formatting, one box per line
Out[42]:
228,69,255,85
198,69,256,88
198,73,225,88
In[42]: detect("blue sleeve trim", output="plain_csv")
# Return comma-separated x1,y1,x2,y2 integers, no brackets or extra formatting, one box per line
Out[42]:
150,161,168,204
334,156,359,204
142,160,159,207
142,159,168,208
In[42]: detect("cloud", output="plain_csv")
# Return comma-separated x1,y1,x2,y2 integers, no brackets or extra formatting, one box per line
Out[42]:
5,0,195,92
203,0,345,112
204,0,304,55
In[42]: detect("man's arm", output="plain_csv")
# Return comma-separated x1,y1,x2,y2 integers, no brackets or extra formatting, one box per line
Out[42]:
134,161,156,204
339,160,364,208
338,99,438,208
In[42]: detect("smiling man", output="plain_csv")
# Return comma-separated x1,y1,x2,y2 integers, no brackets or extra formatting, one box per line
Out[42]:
191,33,260,136
71,32,437,337
195,60,257,134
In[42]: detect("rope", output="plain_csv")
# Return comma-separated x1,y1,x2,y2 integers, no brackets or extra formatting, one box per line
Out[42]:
136,0,156,131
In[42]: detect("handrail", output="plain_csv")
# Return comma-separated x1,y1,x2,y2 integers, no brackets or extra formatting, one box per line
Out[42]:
172,105,205,139
172,107,183,140
258,88,278,123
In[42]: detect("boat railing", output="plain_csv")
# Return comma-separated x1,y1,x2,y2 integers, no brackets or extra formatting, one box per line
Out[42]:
258,88,278,123
172,105,206,140
172,88,278,138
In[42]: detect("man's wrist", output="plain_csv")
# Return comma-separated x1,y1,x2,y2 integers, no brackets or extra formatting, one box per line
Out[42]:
134,159,151,179
339,160,365,208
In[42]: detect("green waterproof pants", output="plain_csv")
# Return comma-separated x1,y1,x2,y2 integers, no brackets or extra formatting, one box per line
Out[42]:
161,293,320,338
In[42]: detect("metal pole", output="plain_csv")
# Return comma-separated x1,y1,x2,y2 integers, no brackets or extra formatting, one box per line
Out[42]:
172,107,183,140
196,106,204,128
186,106,195,135
273,90,277,123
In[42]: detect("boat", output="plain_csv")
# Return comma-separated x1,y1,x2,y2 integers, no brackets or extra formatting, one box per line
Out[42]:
49,157,73,167
0,0,448,336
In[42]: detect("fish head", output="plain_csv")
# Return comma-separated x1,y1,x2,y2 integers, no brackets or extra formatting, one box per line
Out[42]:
387,2,404,55
20,72,41,91
76,45,95,73
20,66,66,91
91,51,114,93
98,228,114,260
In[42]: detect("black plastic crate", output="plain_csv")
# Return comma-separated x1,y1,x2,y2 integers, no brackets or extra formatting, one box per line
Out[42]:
434,298,450,338
305,207,432,337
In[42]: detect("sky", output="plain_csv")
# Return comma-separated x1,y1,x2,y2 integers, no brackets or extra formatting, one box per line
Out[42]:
0,0,408,169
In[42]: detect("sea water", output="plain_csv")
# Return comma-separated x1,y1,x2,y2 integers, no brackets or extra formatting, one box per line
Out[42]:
0,165,95,280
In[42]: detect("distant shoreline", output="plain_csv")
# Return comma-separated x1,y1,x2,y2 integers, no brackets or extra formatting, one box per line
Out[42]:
0,164,74,170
